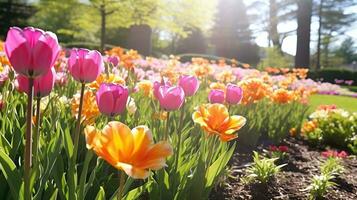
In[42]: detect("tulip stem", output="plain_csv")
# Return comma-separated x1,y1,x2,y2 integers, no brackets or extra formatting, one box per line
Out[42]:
118,171,126,200
68,82,86,200
164,111,170,140
175,102,185,172
32,98,41,167
24,77,34,200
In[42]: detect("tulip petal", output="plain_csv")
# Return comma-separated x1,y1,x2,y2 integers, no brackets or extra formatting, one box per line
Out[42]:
116,162,150,179
5,28,31,75
105,122,134,161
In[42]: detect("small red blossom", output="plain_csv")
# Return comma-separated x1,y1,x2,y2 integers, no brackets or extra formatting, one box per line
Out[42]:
278,145,289,152
321,150,348,158
317,104,337,111
269,145,288,153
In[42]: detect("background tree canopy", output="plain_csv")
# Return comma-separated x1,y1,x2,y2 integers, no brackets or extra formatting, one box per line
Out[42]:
0,0,356,68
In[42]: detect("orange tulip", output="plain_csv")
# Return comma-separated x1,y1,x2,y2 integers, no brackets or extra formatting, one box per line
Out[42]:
84,121,173,179
71,90,100,125
239,78,271,105
137,80,153,97
271,88,295,104
192,104,246,141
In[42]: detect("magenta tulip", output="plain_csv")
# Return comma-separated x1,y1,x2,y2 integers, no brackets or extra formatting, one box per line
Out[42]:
96,83,129,116
107,56,120,67
158,86,185,111
208,89,225,104
5,27,60,78
17,67,56,98
178,75,199,96
68,48,104,83
226,83,243,104
153,80,171,99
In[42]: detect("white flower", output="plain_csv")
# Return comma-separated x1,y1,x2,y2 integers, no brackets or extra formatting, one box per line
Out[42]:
332,109,349,118
309,110,329,119
126,97,137,115
59,96,69,105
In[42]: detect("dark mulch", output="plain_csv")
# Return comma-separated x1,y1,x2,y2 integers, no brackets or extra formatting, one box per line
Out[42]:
210,137,357,200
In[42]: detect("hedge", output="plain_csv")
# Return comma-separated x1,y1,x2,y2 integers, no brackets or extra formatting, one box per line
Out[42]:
308,69,357,86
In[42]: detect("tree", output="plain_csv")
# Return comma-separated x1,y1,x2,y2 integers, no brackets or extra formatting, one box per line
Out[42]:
0,0,34,39
211,0,259,64
247,0,295,52
334,37,357,64
315,0,356,69
295,0,312,68
176,28,207,54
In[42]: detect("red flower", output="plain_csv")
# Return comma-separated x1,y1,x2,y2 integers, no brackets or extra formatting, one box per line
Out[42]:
321,150,348,158
268,145,278,152
278,145,289,152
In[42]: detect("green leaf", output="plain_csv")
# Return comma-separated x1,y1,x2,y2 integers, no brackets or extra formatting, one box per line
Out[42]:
0,148,23,200
205,143,236,189
95,186,106,200
63,127,73,158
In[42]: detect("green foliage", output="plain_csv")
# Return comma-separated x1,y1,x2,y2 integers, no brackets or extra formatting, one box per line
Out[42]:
29,0,217,46
333,37,357,65
257,47,292,69
243,151,285,184
305,109,357,153
308,157,344,200
308,69,357,86
308,173,336,200
235,100,308,147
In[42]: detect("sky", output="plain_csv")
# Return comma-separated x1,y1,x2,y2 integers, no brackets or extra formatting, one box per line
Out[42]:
254,4,357,56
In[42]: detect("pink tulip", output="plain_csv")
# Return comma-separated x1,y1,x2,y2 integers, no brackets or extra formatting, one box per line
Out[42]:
158,86,185,111
153,80,171,99
96,83,129,116
17,67,56,98
208,89,225,104
178,75,199,96
107,56,120,67
226,83,243,104
68,48,104,83
5,27,60,78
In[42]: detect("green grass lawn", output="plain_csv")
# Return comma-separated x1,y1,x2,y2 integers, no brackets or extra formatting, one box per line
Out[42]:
309,94,357,113
342,85,357,92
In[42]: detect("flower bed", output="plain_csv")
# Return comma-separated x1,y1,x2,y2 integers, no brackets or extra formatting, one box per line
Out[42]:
0,27,356,200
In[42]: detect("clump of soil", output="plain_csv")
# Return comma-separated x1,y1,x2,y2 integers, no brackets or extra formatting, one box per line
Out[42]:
210,137,357,200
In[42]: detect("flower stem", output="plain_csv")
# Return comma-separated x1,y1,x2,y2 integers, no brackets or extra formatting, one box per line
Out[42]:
32,97,41,166
175,102,185,171
24,77,34,200
68,82,86,200
164,111,170,140
117,171,126,200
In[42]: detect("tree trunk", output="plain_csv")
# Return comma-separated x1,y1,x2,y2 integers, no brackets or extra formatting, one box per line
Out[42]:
316,0,324,70
295,0,312,68
127,24,152,56
269,0,280,49
100,4,106,52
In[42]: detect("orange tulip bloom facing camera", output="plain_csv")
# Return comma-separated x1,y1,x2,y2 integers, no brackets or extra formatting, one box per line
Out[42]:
192,104,246,141
84,121,173,179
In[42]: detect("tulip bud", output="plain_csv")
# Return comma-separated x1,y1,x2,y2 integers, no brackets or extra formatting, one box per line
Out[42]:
208,89,225,104
5,27,60,78
68,48,104,83
96,83,129,116
158,86,185,111
226,83,243,104
126,97,137,115
17,67,56,98
178,75,199,96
